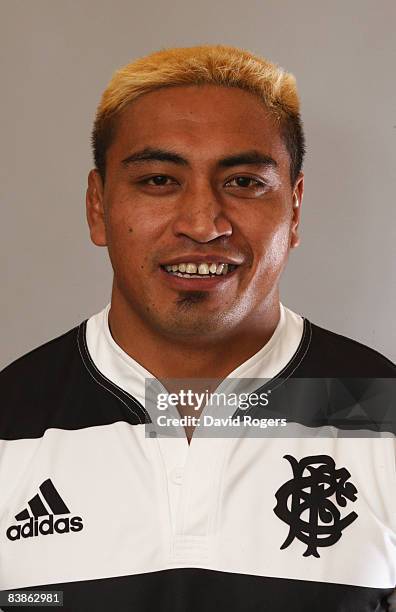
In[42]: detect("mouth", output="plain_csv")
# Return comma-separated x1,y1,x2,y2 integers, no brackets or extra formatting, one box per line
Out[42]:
159,261,240,290
161,261,238,278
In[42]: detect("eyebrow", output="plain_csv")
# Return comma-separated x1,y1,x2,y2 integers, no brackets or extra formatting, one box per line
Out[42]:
121,147,278,170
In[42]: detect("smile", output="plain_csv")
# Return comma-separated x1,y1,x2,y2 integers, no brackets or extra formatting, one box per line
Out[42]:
161,262,238,278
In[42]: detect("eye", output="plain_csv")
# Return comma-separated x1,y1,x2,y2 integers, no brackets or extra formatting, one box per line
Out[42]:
225,176,267,189
139,175,176,186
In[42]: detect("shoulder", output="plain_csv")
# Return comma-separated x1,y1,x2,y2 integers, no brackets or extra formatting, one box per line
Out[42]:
297,319,396,377
1,324,83,389
281,318,396,433
0,319,147,440
0,323,87,439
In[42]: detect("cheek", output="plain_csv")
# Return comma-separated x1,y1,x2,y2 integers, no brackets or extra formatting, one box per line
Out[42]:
104,207,139,269
265,225,291,266
106,204,143,247
250,216,292,270
105,207,164,279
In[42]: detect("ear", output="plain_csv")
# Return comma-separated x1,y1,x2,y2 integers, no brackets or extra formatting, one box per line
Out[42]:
86,169,107,246
290,172,304,249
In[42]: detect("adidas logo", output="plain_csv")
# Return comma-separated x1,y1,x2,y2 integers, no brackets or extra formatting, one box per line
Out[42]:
6,478,84,541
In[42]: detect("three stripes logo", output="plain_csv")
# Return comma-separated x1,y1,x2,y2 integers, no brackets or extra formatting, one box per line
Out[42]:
6,479,84,541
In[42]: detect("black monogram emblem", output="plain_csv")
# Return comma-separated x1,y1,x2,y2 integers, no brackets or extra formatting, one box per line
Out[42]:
274,454,358,558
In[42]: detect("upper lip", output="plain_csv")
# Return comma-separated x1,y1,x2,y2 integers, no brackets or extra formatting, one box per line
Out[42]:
160,254,243,266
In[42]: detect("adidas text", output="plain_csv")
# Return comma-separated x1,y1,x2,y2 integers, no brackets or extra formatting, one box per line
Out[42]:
6,515,84,541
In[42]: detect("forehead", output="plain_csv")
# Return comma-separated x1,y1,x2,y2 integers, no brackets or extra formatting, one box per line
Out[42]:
110,85,288,163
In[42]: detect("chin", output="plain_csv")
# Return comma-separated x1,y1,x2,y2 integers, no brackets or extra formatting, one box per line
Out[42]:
159,310,238,339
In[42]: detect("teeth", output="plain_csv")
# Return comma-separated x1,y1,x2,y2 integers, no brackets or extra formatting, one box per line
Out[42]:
198,263,209,274
163,262,234,276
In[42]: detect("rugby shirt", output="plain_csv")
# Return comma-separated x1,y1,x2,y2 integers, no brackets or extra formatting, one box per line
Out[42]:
0,303,396,611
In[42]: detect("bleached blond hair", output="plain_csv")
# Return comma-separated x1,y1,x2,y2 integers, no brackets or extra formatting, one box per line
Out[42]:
92,45,305,183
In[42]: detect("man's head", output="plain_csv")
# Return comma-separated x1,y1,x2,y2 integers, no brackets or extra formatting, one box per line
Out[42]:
92,45,304,186
86,45,305,342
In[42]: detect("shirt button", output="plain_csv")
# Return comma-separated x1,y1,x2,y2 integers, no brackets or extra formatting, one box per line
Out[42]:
170,467,183,485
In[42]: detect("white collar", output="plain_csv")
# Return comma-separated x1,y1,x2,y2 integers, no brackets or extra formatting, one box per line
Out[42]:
85,302,304,407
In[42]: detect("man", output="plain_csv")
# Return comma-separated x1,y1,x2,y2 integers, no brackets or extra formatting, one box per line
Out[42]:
0,45,395,611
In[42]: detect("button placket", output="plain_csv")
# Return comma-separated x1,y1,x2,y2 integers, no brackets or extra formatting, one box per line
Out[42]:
170,436,233,564
155,427,234,565
170,467,184,485
155,434,189,536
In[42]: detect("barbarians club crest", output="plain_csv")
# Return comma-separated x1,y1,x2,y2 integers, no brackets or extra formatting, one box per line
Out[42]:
274,454,358,558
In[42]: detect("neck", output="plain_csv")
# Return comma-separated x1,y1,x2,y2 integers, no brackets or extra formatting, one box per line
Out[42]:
107,289,281,381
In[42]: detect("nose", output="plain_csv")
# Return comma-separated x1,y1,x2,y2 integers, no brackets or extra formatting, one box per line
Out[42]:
171,180,233,243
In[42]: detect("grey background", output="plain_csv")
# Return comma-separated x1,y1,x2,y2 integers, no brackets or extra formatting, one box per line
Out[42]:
1,0,395,369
